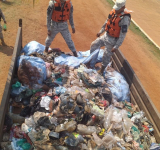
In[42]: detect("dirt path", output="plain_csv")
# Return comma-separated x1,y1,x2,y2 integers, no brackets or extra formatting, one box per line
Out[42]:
0,0,160,112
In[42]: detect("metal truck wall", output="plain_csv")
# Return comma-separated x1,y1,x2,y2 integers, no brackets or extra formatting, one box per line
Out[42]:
0,20,22,141
112,50,160,143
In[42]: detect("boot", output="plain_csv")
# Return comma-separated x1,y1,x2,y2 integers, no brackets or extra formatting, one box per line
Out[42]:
73,51,78,57
1,38,6,46
97,65,106,75
45,47,49,53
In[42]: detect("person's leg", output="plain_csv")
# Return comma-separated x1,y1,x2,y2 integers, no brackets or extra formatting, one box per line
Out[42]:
85,34,106,68
99,43,114,74
45,26,59,53
1,38,6,46
90,34,105,54
60,25,77,57
0,24,6,46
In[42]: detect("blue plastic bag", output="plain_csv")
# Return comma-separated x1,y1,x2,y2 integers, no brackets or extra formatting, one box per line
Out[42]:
21,41,45,55
104,68,130,102
17,55,47,84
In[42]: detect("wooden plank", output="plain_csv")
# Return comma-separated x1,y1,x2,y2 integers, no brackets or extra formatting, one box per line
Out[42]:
112,50,160,141
112,53,139,111
132,75,160,125
115,50,135,81
114,50,160,130
112,53,132,87
0,26,22,141
130,92,140,112
111,58,119,72
112,56,136,108
112,54,160,142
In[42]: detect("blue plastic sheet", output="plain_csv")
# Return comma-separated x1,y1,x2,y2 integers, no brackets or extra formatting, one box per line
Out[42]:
78,49,104,62
104,69,130,102
20,41,104,68
17,55,47,84
21,41,45,55
54,49,104,68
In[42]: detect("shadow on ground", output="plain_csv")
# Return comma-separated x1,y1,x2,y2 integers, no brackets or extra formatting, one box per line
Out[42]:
0,45,13,56
0,0,14,5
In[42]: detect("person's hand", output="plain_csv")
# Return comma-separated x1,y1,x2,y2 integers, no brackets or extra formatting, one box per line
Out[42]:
72,28,75,34
97,32,101,37
111,48,118,53
4,21,7,24
48,30,51,36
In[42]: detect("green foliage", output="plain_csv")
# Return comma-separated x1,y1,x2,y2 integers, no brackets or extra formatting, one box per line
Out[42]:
105,0,114,7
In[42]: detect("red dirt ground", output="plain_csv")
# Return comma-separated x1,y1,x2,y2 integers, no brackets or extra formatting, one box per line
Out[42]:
127,0,160,48
0,0,160,112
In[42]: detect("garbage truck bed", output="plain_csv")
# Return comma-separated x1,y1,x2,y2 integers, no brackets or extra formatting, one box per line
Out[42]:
0,19,160,143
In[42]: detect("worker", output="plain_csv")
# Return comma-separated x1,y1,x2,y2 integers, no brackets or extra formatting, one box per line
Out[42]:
90,0,132,74
0,8,7,46
45,0,78,57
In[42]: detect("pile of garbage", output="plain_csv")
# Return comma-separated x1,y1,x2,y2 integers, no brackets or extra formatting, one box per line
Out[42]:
1,43,160,150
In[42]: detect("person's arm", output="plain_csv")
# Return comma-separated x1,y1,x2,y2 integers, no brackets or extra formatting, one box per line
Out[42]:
69,2,74,29
47,1,54,31
0,8,6,23
99,19,108,35
113,15,131,50
69,2,75,33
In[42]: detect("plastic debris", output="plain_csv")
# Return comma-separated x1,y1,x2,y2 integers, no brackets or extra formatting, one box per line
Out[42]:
2,48,159,150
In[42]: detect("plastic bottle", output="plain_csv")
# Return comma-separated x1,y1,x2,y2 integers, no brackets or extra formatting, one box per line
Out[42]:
86,115,96,126
131,126,140,141
92,132,103,146
91,104,104,117
3,24,7,31
102,133,117,149
55,121,77,132
103,106,114,130
123,117,133,134
65,121,77,132
77,124,97,135
8,113,25,124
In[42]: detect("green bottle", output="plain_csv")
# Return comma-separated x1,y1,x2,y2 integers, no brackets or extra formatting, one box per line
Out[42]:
3,24,7,31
